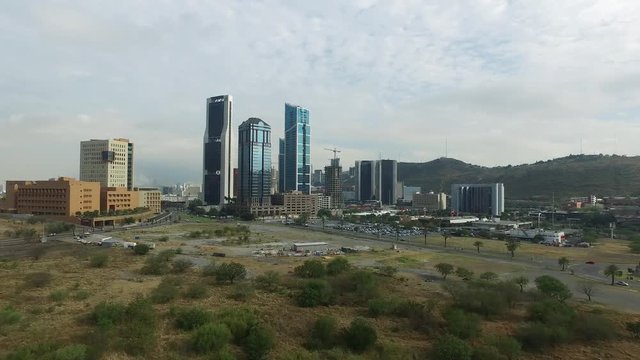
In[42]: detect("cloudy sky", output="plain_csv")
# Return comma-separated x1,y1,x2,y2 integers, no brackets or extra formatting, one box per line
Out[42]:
1,0,639,186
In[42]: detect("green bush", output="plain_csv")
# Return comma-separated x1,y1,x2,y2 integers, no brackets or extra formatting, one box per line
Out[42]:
91,302,127,329
53,344,88,360
294,259,326,278
0,306,21,327
379,265,398,277
443,308,481,339
516,322,569,351
174,307,213,330
331,270,380,304
479,272,498,281
444,281,514,317
479,335,522,360
244,325,274,360
527,299,575,325
534,275,572,302
140,255,170,275
120,297,157,356
73,290,91,301
216,308,258,343
25,272,52,288
89,254,109,268
49,289,68,302
202,262,218,277
157,249,178,262
296,280,334,307
192,323,232,353
231,282,255,301
216,262,247,284
368,298,396,317
326,257,350,276
571,313,616,342
150,278,180,304
254,271,281,292
158,236,169,242
184,283,209,299
344,317,377,353
431,334,472,360
172,258,194,273
133,244,151,255
307,316,338,349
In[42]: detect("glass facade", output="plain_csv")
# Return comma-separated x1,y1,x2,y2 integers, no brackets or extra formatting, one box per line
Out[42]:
238,118,272,205
203,95,233,206
284,103,310,194
278,138,285,193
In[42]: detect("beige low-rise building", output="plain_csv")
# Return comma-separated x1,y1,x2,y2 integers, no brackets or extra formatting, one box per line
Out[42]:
100,187,140,213
137,187,161,214
0,177,101,216
412,192,447,211
244,191,319,218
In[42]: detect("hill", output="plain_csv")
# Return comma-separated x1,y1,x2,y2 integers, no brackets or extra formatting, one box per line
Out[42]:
398,154,640,200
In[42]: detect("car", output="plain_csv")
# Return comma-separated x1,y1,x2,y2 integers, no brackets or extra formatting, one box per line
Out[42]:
616,281,629,286
585,261,595,264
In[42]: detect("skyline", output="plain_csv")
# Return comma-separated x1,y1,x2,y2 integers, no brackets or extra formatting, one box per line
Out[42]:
1,1,640,186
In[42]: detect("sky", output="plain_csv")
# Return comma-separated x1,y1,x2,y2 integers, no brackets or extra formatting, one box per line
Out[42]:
1,0,639,186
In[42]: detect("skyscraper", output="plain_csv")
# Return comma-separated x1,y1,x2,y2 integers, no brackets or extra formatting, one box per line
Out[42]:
238,118,272,206
80,138,134,189
377,159,398,205
450,183,504,217
324,158,343,209
203,95,233,206
355,160,376,202
278,138,285,193
284,103,311,194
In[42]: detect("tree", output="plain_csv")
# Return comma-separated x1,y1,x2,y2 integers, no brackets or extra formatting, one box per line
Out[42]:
326,257,350,276
215,262,247,284
244,325,274,360
534,275,572,301
435,263,455,280
505,239,520,258
580,282,595,301
344,318,377,353
513,276,529,293
558,257,570,271
442,232,450,248
604,264,620,285
473,240,483,253
455,267,474,280
479,272,498,281
294,259,326,278
307,316,338,349
191,323,232,353
296,280,333,307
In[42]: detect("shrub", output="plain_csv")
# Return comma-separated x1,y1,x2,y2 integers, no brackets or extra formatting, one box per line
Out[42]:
91,302,127,329
479,272,498,281
89,254,109,268
140,255,170,275
368,298,396,317
150,278,180,304
627,321,640,338
184,283,209,299
484,335,521,360
296,280,334,307
571,313,616,342
157,249,178,262
0,306,21,327
307,316,338,349
527,299,575,325
379,265,399,277
216,308,258,343
231,282,255,301
516,322,569,351
49,289,68,302
172,258,194,273
53,344,88,360
125,296,156,327
326,257,350,276
443,308,481,339
73,290,91,301
174,307,213,330
331,270,380,304
216,262,247,284
294,259,326,278
133,244,151,255
254,271,281,292
120,297,157,356
202,262,218,277
344,317,377,353
431,334,472,360
25,272,52,288
455,267,474,279
158,236,169,242
244,325,274,360
192,323,232,353
534,275,572,302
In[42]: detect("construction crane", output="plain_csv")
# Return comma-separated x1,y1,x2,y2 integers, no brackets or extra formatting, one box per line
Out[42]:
324,147,341,160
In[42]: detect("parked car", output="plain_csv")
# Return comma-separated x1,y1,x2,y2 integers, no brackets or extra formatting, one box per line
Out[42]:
585,261,596,264
616,281,629,286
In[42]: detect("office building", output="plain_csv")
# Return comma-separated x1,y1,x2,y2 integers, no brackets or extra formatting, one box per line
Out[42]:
238,118,272,206
0,177,100,216
403,186,422,202
80,138,134,189
312,169,324,186
271,167,278,195
203,95,234,206
278,138,285,193
412,192,446,211
137,187,162,214
324,158,343,209
283,103,311,194
451,183,504,217
377,159,397,205
100,187,140,213
355,160,376,202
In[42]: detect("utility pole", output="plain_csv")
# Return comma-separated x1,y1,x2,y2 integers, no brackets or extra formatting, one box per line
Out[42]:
610,222,615,239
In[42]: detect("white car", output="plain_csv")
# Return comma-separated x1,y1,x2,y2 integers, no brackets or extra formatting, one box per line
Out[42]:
616,281,629,286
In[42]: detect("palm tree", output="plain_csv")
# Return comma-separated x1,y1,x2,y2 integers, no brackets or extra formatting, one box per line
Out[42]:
473,240,483,253
604,264,620,285
558,257,570,271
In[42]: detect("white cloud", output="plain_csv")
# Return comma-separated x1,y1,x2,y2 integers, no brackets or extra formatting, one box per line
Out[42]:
1,0,639,185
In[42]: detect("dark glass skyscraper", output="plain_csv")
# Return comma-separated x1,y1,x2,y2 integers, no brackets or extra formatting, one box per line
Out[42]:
284,103,311,194
203,95,233,206
278,138,285,193
355,160,376,202
238,118,272,205
377,159,397,205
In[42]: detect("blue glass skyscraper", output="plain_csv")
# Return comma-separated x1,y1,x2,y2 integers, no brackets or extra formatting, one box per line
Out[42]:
238,118,272,206
283,103,310,194
278,138,285,193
